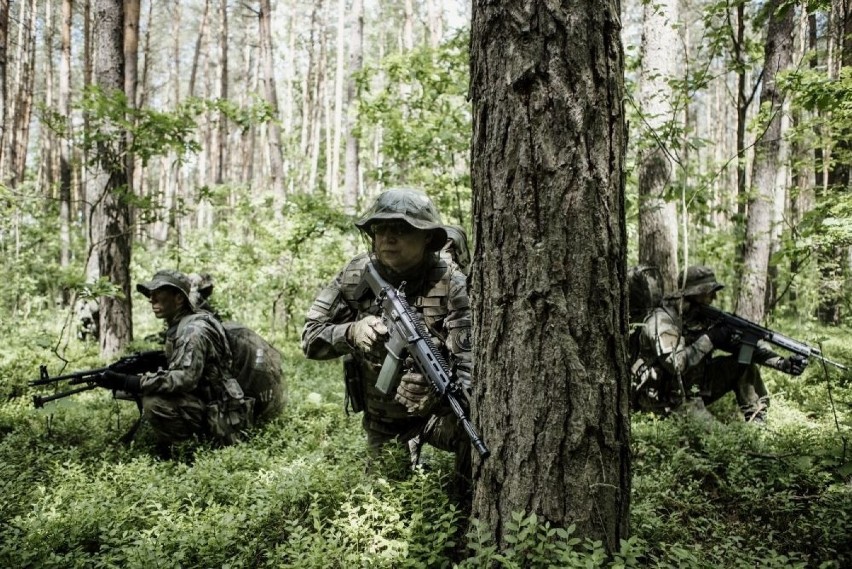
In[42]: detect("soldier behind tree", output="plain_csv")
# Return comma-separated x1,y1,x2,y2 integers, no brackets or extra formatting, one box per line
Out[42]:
301,187,474,493
632,265,806,423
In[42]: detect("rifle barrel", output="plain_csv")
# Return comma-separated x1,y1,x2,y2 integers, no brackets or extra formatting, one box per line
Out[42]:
32,384,98,408
29,366,108,386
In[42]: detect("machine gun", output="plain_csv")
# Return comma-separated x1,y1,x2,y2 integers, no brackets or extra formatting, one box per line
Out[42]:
360,262,489,459
30,350,167,408
697,304,847,371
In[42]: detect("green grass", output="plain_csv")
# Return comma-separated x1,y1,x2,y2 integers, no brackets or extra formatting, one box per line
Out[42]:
1,316,850,567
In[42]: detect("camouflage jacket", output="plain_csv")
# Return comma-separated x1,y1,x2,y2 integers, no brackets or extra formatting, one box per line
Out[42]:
638,302,786,380
139,311,233,398
301,253,472,421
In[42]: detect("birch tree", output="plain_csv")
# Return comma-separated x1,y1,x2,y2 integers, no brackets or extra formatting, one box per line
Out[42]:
636,0,680,291
470,0,630,550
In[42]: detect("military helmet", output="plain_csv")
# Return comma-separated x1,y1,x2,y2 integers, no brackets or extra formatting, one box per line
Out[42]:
355,187,448,252
672,265,724,298
136,269,197,310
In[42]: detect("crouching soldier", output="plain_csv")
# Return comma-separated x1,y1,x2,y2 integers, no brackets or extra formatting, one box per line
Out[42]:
94,269,254,452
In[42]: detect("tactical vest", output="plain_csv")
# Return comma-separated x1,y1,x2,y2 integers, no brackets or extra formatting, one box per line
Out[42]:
339,254,454,422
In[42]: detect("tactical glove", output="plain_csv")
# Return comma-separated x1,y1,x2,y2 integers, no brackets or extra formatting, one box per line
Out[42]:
97,370,142,393
394,371,438,416
704,324,736,349
780,354,808,376
347,316,388,354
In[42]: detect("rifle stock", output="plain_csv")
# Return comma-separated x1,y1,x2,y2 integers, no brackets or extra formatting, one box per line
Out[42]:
697,304,847,371
362,262,490,459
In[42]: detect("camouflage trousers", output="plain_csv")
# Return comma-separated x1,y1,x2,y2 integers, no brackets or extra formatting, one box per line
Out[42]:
687,355,769,421
142,393,207,444
362,413,472,498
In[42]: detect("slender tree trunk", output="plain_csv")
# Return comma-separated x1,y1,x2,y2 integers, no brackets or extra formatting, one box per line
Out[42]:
41,0,57,195
636,0,680,291
124,0,139,214
737,0,794,321
470,0,629,551
0,0,8,176
259,0,285,208
343,0,363,213
59,0,74,272
215,0,228,185
189,0,209,98
425,0,442,48
330,0,345,196
817,0,852,325
8,0,37,187
137,0,153,108
92,0,133,357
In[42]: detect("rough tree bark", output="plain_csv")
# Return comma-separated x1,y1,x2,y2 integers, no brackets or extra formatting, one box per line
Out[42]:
737,0,794,321
92,0,133,357
470,0,630,551
636,0,679,292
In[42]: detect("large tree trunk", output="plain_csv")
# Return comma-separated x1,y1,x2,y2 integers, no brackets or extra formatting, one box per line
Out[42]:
92,0,132,358
470,0,630,551
737,0,794,321
636,0,680,292
330,0,345,197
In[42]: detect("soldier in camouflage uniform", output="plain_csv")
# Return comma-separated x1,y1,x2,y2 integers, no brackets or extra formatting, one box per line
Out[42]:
633,265,806,422
301,188,473,486
96,269,252,448
441,224,471,276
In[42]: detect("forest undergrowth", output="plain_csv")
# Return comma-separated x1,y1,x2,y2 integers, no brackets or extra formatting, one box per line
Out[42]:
0,312,850,568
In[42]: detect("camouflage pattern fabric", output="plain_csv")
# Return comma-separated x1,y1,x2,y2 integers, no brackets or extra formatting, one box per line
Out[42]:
354,187,448,251
139,311,244,444
301,252,472,457
634,302,782,420
224,321,287,422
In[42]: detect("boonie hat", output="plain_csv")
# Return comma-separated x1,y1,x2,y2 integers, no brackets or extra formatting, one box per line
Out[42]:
355,187,448,251
137,269,197,310
672,265,725,298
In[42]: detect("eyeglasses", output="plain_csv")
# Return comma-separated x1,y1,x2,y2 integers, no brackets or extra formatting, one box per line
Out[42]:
370,221,417,238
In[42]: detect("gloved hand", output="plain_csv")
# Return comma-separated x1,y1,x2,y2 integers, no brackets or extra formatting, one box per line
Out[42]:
394,371,438,416
704,324,736,349
347,316,388,354
97,370,141,393
780,354,808,376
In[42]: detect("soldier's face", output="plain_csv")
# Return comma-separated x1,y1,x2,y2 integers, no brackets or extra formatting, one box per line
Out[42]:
149,288,186,321
372,221,433,272
692,290,717,306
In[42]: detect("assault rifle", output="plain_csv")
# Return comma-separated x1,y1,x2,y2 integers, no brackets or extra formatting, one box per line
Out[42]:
360,262,490,459
697,304,847,371
30,350,167,408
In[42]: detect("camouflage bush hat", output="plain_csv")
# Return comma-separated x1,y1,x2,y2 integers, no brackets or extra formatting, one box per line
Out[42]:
187,272,215,299
355,187,448,252
672,265,725,298
136,269,197,310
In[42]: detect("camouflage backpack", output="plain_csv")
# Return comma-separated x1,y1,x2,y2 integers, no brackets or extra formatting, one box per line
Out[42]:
627,265,665,358
222,322,287,423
